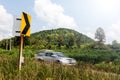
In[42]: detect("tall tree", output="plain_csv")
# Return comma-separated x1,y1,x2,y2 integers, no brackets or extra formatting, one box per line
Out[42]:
95,27,106,43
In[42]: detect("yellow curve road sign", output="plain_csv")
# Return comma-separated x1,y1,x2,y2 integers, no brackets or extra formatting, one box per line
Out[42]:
20,12,31,36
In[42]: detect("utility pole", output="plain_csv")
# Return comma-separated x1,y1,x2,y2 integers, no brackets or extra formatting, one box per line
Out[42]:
5,39,8,50
9,38,11,51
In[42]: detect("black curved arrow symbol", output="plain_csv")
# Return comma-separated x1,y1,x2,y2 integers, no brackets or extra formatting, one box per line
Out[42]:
22,12,30,35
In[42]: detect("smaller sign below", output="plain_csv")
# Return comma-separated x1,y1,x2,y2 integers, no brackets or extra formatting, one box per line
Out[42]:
12,16,21,36
21,56,24,64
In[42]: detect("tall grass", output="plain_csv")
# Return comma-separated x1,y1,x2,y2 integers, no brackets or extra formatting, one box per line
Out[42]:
0,48,120,80
0,56,120,80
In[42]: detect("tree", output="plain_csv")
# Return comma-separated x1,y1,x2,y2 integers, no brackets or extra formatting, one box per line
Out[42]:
95,27,106,43
57,35,63,49
46,35,52,49
75,36,81,48
112,40,120,49
65,34,74,49
112,40,118,45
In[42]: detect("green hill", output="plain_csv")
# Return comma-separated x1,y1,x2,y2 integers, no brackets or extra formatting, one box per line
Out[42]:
0,28,94,50
30,28,94,49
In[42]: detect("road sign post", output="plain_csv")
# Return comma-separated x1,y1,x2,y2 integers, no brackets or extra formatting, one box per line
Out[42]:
18,35,24,71
18,12,31,71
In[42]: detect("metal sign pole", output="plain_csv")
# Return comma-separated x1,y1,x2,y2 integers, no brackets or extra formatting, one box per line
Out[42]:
18,35,24,71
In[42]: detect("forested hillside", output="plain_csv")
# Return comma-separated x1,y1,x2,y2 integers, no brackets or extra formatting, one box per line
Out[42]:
0,28,94,49
30,28,94,49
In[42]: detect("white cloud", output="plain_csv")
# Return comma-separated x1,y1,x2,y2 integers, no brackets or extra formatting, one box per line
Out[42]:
86,22,120,44
0,5,13,40
86,32,94,40
34,0,78,30
86,21,120,44
90,0,120,16
106,21,120,43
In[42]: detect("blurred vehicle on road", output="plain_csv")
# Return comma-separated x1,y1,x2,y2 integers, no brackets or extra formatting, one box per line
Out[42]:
35,50,76,65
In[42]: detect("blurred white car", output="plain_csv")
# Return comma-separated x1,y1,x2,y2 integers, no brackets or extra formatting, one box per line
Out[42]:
35,50,76,65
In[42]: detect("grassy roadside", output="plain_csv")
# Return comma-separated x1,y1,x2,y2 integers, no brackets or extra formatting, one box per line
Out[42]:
0,48,120,80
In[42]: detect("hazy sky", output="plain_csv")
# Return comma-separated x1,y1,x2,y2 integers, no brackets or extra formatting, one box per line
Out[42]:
0,0,120,44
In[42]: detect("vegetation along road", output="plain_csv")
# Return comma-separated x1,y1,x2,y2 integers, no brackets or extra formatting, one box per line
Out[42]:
0,28,120,80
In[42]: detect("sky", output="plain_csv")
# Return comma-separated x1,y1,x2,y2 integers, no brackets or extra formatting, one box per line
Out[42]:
0,0,120,44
